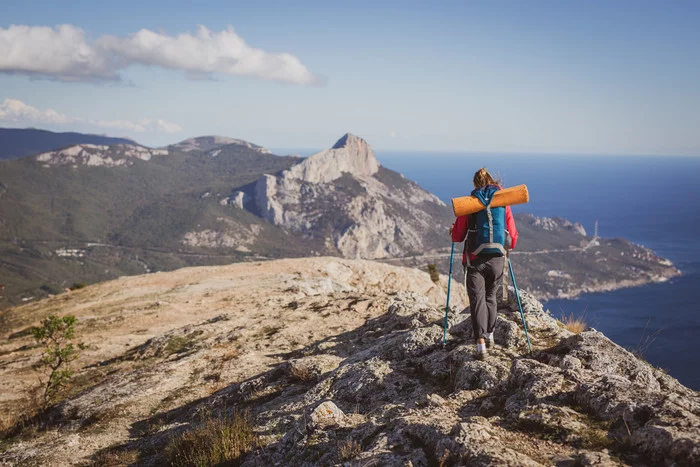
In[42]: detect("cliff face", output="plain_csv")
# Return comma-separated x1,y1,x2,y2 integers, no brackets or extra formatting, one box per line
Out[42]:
0,258,696,466
238,134,450,259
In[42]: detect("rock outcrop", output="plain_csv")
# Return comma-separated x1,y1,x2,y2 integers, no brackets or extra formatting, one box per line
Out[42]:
285,133,380,183
0,258,696,466
238,134,449,259
35,144,168,167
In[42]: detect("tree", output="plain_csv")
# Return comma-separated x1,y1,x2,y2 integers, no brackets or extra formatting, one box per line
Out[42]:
31,314,79,404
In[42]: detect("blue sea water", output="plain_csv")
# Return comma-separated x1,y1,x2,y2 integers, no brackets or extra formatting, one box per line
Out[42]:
374,152,700,390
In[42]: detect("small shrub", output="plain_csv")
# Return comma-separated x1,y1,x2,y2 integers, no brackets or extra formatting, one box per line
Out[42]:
562,313,586,334
427,263,440,284
31,314,79,403
339,439,362,461
70,282,87,291
288,363,315,383
165,410,256,467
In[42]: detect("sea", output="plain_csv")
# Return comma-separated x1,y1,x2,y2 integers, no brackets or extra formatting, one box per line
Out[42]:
373,151,700,390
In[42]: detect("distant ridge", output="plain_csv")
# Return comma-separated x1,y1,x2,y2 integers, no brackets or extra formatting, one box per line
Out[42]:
169,135,271,154
0,128,138,161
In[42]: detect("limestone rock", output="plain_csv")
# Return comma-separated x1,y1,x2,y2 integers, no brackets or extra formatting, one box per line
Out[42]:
1,257,697,466
35,144,168,167
309,400,345,427
287,133,379,184
242,134,449,259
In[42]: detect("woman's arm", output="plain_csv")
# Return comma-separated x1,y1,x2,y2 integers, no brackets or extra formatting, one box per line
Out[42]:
505,206,518,249
451,215,469,242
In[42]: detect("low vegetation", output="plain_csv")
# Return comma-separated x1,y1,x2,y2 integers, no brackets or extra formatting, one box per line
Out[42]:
31,314,79,404
164,410,256,467
338,439,362,461
562,313,586,334
288,363,316,383
629,318,663,360
427,263,440,284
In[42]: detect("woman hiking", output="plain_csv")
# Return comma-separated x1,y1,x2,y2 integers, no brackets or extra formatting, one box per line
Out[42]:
451,168,518,360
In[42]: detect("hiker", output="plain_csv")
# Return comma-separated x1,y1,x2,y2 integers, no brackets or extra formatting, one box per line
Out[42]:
451,168,518,360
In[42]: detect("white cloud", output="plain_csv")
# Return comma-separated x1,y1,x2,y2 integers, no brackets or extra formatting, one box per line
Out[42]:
0,24,318,85
0,98,182,134
0,98,72,124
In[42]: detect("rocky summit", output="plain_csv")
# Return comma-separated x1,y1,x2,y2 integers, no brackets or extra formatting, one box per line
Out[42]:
0,258,696,466
235,134,449,259
169,135,271,155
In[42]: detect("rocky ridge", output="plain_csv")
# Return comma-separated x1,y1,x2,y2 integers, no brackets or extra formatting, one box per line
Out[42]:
169,135,271,154
35,144,169,168
234,134,449,259
0,258,696,466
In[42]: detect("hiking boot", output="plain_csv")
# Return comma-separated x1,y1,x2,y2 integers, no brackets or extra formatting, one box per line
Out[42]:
475,342,487,360
485,335,495,349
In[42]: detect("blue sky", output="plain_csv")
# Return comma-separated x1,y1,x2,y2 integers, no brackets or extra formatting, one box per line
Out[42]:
1,0,698,155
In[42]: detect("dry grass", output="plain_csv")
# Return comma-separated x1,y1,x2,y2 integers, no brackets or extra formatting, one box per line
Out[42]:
164,410,256,467
630,318,663,360
0,391,45,441
562,313,586,334
288,363,316,383
339,439,362,460
90,447,139,466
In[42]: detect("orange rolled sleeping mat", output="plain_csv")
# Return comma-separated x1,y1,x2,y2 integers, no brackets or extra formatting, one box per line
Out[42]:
451,184,530,217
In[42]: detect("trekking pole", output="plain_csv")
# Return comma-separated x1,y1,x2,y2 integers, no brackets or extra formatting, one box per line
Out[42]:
508,258,533,353
442,242,455,346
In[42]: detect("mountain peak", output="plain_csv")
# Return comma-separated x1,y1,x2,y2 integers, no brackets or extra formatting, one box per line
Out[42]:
284,134,380,184
332,133,366,149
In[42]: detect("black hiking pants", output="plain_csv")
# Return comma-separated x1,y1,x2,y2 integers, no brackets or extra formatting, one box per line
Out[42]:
465,255,505,341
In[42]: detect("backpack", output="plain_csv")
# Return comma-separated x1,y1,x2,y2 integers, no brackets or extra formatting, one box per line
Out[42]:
466,185,508,260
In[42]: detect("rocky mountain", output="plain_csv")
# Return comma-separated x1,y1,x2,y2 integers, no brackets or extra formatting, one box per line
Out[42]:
0,132,679,308
169,135,271,154
235,133,449,258
0,258,696,465
0,128,136,161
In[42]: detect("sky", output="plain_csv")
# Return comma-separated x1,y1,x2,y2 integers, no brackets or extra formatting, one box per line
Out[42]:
1,0,699,155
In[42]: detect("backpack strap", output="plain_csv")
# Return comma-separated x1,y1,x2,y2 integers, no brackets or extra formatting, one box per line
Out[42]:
502,249,510,301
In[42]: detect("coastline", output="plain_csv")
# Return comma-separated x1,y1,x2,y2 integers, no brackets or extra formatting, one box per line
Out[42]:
532,265,682,301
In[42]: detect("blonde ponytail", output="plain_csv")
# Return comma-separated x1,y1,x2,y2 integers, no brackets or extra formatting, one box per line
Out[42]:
473,168,500,189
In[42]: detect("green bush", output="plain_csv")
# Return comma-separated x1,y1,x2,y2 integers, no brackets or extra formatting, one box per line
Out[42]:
31,314,79,404
69,282,87,290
